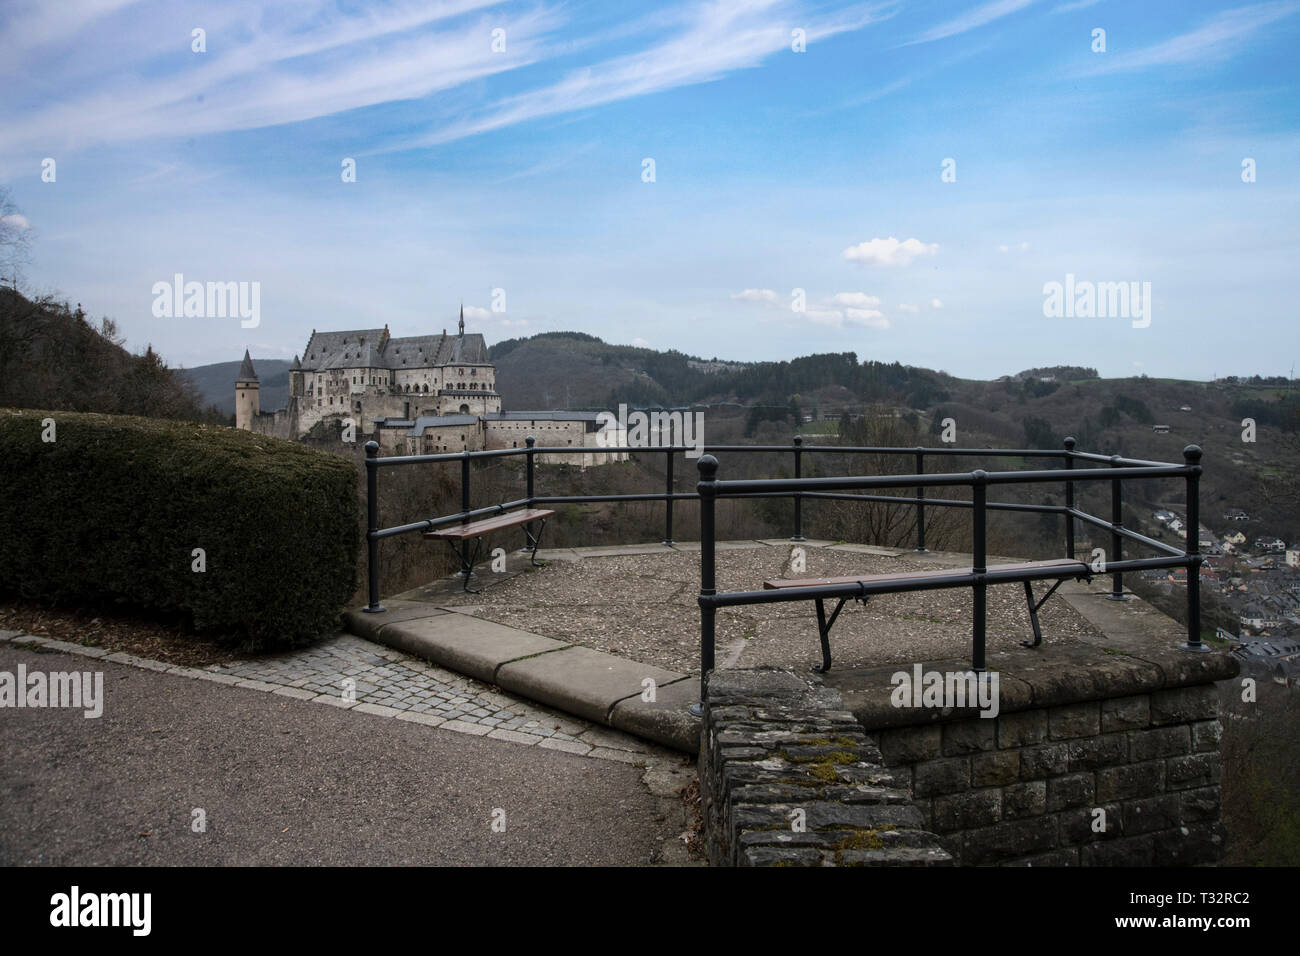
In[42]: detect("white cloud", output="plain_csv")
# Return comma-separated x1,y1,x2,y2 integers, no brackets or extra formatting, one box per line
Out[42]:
1051,0,1102,12
1080,2,1300,75
845,308,890,328
930,298,944,309
897,302,920,313
908,0,1038,45
631,337,651,347
998,244,1009,253
828,291,882,308
0,1,552,161
842,237,939,268
0,213,31,229
413,0,894,146
731,288,779,303
462,305,493,321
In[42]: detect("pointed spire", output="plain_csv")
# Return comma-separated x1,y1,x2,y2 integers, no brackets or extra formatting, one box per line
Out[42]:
291,354,301,370
238,348,258,381
459,301,465,337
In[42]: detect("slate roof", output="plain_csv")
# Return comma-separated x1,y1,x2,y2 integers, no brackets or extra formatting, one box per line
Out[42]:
237,349,257,381
299,326,491,373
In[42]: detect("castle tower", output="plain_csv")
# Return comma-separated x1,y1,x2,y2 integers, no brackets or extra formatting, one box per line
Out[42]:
235,349,259,430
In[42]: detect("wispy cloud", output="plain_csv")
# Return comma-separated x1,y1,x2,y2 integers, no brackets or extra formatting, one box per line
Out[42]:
406,0,895,146
907,0,1038,45
0,0,546,161
1079,1,1300,75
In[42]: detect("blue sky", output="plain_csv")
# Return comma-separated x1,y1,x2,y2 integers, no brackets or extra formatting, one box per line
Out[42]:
2,0,1298,380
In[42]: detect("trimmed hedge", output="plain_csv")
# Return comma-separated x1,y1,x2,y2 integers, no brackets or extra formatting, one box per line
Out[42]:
0,409,357,650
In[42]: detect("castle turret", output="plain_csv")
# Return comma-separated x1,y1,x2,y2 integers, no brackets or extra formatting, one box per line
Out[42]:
288,353,303,397
235,349,259,430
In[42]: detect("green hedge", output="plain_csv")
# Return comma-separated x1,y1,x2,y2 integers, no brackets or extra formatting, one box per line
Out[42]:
0,409,357,650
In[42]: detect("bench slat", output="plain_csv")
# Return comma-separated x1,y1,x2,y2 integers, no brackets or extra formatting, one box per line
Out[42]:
424,508,555,541
763,558,1087,590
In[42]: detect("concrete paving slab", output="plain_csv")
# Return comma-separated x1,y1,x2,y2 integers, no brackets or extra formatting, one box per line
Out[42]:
825,544,911,556
609,677,702,753
755,538,838,548
374,614,570,683
571,544,675,557
342,600,449,639
671,540,768,552
496,646,686,725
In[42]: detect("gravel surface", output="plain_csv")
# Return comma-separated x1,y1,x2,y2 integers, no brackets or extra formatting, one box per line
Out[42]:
438,543,1104,673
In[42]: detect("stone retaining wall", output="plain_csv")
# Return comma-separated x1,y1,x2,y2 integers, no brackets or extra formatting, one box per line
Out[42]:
698,669,952,866
869,684,1225,866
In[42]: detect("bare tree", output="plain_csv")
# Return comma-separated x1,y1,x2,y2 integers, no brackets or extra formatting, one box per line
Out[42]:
817,406,968,551
0,186,35,290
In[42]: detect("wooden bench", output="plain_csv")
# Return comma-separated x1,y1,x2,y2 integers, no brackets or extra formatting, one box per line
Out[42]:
762,558,1092,672
424,508,555,592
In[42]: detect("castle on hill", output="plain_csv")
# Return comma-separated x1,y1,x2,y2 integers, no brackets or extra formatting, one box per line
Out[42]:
235,308,627,464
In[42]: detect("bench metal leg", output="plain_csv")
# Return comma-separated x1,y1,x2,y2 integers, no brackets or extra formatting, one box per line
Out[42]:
525,518,549,568
812,597,849,673
1020,578,1067,648
446,539,484,594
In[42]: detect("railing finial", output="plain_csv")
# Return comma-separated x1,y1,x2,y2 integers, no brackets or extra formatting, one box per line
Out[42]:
1063,436,1076,451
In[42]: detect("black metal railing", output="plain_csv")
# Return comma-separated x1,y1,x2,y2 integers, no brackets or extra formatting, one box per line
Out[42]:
690,441,1207,704
361,434,1207,697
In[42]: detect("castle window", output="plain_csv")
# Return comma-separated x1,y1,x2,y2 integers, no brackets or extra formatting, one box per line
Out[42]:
423,384,429,393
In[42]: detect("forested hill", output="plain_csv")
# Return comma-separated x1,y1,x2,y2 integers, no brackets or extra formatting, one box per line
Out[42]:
0,288,226,422
489,331,954,412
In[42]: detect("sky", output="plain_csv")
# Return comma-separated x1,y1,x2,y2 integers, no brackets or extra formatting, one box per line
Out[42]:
2,0,1298,381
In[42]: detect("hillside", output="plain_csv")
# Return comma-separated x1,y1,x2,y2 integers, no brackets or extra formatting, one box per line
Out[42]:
0,288,226,423
179,359,292,416
490,331,954,414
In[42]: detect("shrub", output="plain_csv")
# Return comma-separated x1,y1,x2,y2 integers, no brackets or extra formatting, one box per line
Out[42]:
0,409,357,650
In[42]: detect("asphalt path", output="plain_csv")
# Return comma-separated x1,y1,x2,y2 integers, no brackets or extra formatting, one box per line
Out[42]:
0,645,680,866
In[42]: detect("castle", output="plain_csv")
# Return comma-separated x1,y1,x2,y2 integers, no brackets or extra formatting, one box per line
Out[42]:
236,308,627,464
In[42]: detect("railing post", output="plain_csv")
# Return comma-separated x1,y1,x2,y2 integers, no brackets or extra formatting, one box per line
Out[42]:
690,455,720,717
1063,436,1076,559
363,440,385,613
523,435,536,552
663,447,675,546
791,435,805,542
1183,445,1208,652
1108,455,1128,601
460,451,472,575
914,447,927,552
971,469,987,672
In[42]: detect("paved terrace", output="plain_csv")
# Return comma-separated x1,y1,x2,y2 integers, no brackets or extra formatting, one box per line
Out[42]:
347,539,1134,751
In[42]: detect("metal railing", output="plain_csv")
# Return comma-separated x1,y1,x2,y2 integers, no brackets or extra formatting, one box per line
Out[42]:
360,435,1207,695
691,440,1207,704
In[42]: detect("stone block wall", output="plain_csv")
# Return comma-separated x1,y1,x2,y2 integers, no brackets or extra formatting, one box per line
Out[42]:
699,669,952,867
868,684,1225,866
